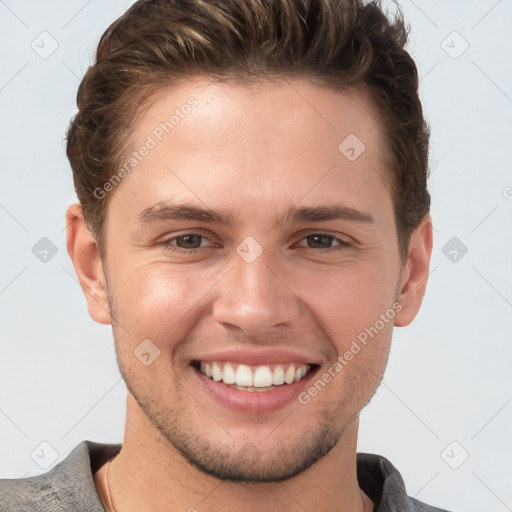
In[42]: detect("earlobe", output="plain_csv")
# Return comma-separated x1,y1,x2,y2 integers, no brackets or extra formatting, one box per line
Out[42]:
66,203,112,325
394,216,433,327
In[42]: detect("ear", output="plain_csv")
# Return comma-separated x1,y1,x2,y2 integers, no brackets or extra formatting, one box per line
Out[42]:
394,216,433,327
66,203,111,325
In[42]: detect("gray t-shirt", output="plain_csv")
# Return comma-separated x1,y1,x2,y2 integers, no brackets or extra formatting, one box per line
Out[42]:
0,441,451,511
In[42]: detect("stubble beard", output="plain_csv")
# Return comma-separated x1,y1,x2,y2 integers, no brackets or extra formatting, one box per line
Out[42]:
117,353,346,482
105,280,390,483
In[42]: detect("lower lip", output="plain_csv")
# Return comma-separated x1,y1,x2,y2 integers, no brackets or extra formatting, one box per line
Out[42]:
192,366,318,413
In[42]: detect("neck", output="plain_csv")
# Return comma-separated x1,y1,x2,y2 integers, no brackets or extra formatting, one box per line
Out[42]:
101,394,372,512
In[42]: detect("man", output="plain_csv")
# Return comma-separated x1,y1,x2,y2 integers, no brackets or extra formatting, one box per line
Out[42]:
1,0,450,510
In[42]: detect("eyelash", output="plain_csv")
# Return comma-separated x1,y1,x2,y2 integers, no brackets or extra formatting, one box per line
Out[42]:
161,233,352,255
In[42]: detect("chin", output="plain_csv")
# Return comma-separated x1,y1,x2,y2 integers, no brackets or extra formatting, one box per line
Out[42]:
168,422,342,483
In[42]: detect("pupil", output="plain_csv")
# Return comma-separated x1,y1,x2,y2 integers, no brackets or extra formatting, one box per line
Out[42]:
180,235,199,248
309,234,330,248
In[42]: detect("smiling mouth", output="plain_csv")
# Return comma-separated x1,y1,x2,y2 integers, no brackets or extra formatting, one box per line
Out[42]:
192,360,318,392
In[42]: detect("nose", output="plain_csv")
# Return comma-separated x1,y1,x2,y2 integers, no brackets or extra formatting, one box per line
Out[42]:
212,245,303,338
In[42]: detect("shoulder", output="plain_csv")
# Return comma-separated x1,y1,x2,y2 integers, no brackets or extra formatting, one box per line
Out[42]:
357,452,453,512
0,440,121,512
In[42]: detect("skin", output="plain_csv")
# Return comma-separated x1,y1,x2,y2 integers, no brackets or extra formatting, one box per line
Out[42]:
66,77,432,512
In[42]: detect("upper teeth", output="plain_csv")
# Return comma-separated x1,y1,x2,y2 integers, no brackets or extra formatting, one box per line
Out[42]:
199,362,311,387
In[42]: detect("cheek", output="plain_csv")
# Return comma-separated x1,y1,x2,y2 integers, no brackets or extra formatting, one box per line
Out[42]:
110,264,212,349
299,263,397,338
299,265,397,396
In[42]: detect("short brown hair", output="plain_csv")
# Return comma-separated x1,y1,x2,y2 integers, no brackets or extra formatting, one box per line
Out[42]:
66,0,430,261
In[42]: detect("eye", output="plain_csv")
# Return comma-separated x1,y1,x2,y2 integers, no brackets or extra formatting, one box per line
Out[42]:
161,233,215,254
296,233,351,251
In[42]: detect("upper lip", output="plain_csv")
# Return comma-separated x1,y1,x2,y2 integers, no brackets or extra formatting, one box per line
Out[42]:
190,347,322,366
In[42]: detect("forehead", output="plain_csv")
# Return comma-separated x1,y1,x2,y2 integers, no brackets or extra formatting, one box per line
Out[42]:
107,76,393,227
134,76,387,155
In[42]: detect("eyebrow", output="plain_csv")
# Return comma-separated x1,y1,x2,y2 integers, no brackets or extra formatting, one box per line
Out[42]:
136,202,374,226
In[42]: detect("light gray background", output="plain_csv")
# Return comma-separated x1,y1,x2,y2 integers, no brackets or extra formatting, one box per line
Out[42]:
0,1,511,511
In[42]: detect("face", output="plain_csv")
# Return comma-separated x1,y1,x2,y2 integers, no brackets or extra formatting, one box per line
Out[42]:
90,77,415,481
